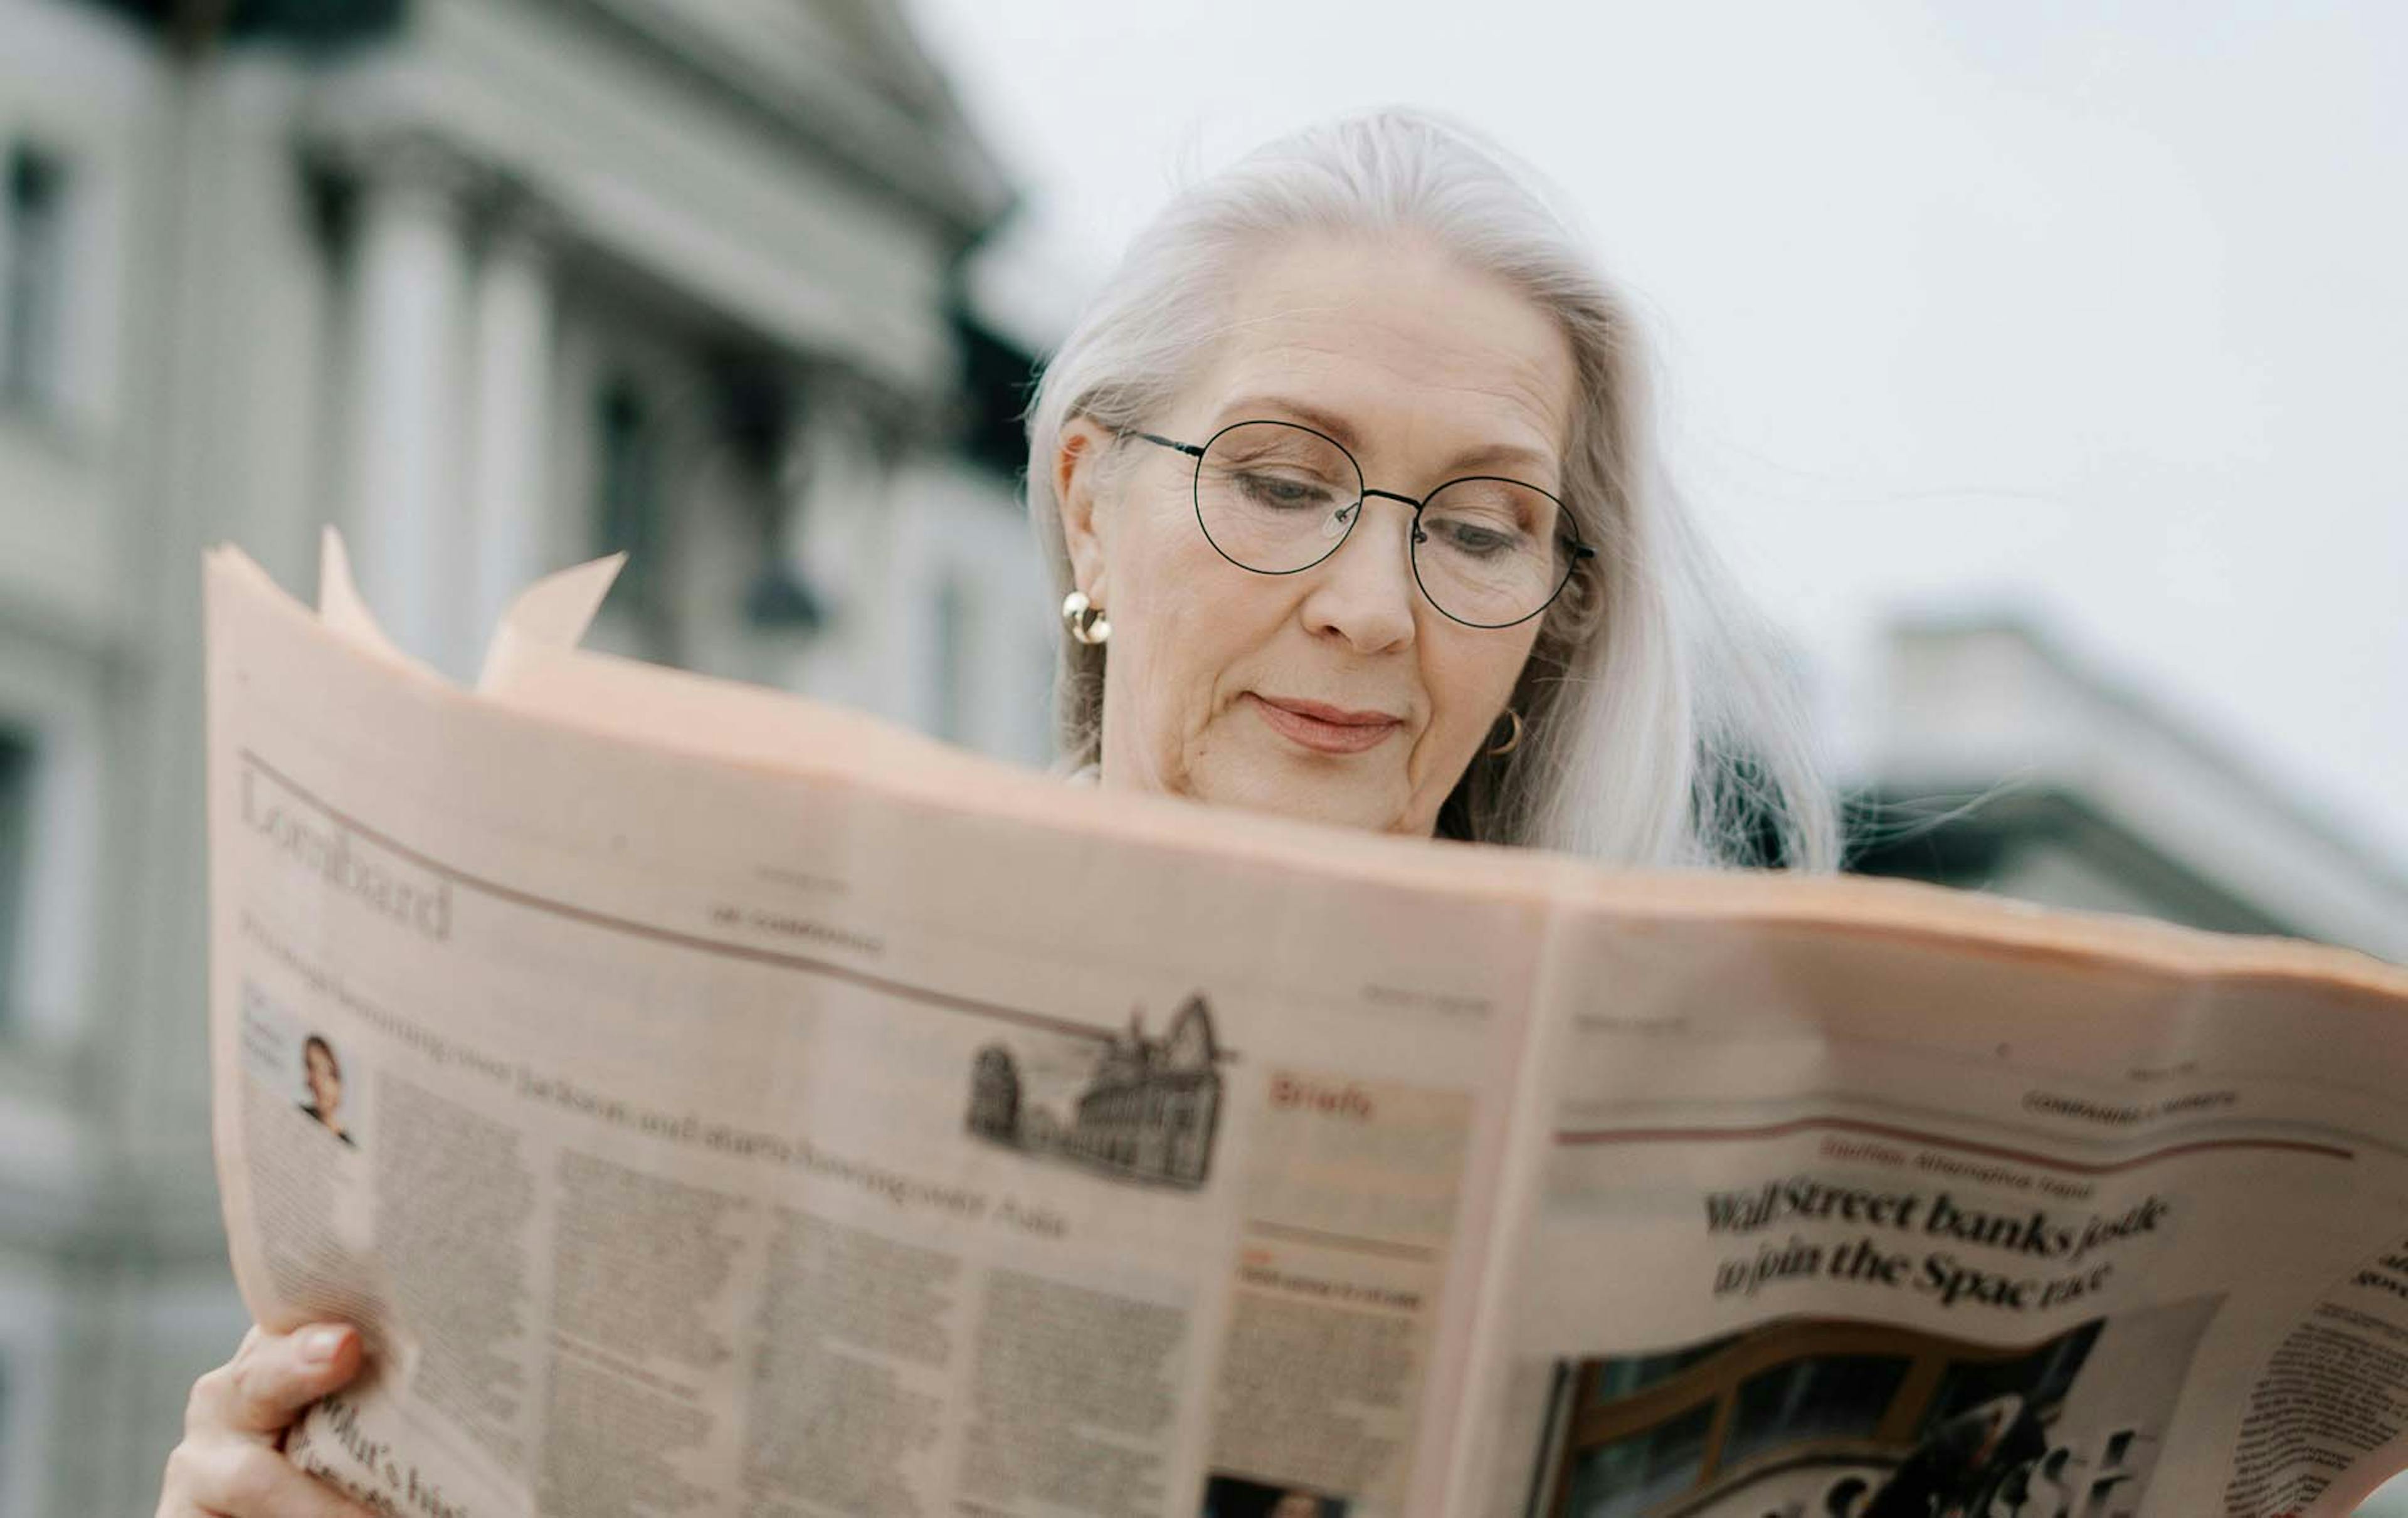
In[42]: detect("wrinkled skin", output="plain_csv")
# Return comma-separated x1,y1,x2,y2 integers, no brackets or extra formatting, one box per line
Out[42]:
1055,231,1574,837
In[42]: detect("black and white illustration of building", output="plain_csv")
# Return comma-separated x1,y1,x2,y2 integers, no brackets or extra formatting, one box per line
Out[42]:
966,994,1225,1189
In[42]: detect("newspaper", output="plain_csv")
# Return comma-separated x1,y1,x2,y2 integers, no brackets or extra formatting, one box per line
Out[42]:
204,535,2408,1518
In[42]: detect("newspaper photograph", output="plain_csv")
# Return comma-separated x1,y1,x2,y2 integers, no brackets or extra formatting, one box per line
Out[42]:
1519,1298,2218,1517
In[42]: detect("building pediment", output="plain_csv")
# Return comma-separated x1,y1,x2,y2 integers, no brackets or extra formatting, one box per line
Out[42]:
575,0,1013,237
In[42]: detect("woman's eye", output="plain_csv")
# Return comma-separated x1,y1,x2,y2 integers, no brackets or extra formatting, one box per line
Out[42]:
1438,520,1518,557
1239,472,1334,509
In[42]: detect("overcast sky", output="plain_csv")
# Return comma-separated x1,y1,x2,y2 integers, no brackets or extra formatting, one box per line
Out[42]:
904,1,2408,869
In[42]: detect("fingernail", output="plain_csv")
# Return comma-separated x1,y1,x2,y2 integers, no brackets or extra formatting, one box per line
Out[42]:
300,1326,348,1366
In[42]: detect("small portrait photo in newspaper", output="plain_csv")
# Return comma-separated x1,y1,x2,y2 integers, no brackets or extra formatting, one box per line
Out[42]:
296,1031,358,1148
239,978,365,1153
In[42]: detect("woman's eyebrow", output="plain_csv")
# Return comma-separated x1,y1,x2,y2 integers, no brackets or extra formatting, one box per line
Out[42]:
1215,393,1558,481
1217,394,1364,448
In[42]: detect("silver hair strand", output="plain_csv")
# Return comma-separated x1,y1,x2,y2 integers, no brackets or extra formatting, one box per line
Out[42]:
1023,107,1839,872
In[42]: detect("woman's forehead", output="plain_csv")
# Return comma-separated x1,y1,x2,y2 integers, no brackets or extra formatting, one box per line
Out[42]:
1194,234,1576,475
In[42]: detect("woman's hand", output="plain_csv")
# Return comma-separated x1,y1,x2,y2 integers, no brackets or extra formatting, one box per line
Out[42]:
157,1322,377,1518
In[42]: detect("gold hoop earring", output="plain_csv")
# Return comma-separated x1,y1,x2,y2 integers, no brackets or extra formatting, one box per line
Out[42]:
1062,590,1111,646
1484,707,1524,757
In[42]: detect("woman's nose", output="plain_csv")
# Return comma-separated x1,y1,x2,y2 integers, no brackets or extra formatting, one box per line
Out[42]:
1299,499,1418,653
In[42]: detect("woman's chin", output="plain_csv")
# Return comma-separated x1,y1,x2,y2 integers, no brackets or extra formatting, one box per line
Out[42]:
1193,760,1407,835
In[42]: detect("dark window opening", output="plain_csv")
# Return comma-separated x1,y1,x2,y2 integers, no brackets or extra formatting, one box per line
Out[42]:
953,311,1040,483
1724,1352,1913,1468
0,730,36,1038
4,145,69,410
594,379,662,614
1581,1334,1745,1409
1561,1401,1713,1518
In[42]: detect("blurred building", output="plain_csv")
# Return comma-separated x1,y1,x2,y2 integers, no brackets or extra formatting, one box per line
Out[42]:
0,0,1050,1510
1846,617,2408,964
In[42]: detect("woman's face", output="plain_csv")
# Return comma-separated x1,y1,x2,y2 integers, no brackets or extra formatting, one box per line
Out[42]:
305,1043,342,1117
1057,233,1575,836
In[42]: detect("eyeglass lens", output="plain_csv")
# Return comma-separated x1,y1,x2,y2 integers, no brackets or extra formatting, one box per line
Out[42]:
1191,420,1574,628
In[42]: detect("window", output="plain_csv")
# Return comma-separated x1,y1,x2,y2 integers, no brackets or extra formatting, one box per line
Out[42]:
1722,1353,1911,1467
1581,1334,1743,1408
0,730,33,1037
1923,1319,2101,1430
3,144,68,409
1561,1402,1713,1518
593,379,662,612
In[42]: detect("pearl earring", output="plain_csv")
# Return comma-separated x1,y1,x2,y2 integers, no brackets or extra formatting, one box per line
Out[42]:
1062,590,1111,646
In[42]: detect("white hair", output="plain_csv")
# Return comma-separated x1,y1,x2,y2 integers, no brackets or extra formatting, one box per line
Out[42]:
1023,108,1839,871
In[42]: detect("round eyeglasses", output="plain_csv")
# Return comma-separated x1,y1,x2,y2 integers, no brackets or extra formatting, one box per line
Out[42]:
1124,419,1595,630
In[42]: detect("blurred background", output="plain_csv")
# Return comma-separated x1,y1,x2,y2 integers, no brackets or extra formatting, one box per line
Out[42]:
0,0,2401,1511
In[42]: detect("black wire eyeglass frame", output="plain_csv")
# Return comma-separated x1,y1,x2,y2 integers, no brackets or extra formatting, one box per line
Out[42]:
1121,420,1597,630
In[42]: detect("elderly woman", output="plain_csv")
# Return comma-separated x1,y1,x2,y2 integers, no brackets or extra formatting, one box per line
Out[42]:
157,109,1834,1517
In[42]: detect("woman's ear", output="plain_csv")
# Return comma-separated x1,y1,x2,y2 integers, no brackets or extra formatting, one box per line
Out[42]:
1055,416,1115,603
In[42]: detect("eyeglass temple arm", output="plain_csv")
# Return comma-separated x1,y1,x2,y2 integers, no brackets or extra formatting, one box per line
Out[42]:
1127,430,1205,458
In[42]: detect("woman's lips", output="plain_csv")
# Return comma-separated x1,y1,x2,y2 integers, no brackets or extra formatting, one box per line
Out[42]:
1246,693,1403,755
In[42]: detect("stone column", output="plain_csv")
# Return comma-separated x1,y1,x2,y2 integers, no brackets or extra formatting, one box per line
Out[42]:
467,185,564,669
345,132,478,668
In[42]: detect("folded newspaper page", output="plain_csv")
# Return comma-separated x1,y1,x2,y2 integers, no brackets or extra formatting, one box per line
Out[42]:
204,537,2408,1518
